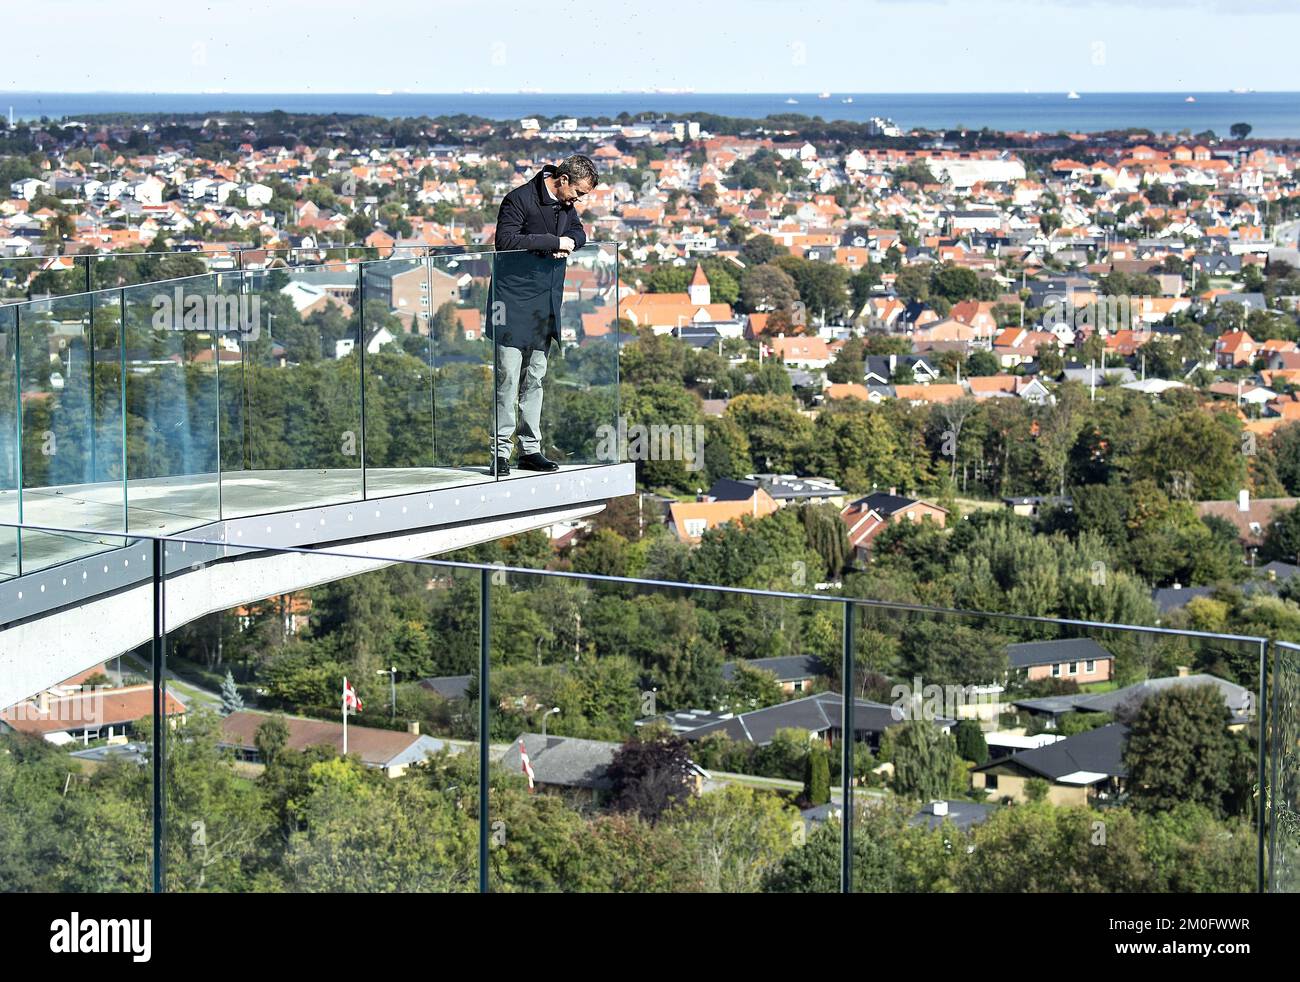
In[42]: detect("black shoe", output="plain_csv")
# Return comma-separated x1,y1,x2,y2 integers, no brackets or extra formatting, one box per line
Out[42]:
516,452,559,472
491,456,511,476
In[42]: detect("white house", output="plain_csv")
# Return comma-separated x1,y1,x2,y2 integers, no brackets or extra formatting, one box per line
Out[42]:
9,178,48,201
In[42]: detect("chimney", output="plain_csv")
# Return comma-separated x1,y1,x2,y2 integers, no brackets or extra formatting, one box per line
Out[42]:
1238,489,1250,513
1177,665,1191,678
407,721,420,736
889,486,897,497
930,800,949,816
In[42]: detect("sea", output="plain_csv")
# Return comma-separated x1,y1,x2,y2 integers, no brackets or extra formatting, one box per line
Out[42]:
4,91,1300,139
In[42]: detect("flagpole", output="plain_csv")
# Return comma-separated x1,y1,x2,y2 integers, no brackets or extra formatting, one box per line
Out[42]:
342,676,348,756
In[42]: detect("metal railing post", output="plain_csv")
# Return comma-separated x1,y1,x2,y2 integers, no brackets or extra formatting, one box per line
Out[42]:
357,262,367,498
479,565,491,894
87,261,97,481
1258,637,1269,893
841,599,855,894
1266,639,1284,892
12,303,21,574
151,537,167,893
118,288,128,534
426,254,436,461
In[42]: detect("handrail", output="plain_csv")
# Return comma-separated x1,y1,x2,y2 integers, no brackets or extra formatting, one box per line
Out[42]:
0,516,1274,647
0,242,617,310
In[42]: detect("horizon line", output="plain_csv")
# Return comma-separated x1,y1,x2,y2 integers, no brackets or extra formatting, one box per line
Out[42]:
3,89,1296,97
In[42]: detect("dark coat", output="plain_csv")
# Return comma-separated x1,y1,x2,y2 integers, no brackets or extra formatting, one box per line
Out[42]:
486,166,588,351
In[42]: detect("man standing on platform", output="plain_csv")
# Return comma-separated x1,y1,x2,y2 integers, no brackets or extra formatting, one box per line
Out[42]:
487,154,599,475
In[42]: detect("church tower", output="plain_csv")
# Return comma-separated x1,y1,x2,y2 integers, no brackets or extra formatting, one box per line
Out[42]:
688,262,711,306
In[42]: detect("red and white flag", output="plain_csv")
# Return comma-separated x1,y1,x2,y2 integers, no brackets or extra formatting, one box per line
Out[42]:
519,739,535,792
343,677,363,714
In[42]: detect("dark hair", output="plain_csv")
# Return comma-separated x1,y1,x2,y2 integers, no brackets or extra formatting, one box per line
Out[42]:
555,154,599,188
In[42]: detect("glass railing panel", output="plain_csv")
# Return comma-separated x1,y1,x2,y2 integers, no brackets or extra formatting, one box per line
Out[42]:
160,536,481,892
0,524,157,892
484,567,834,893
16,291,127,571
121,275,222,534
93,251,215,291
0,305,16,578
1269,641,1300,892
431,251,496,483
0,247,479,302
851,602,1262,893
220,261,363,517
0,258,34,303
0,507,1285,896
362,252,495,497
0,255,85,301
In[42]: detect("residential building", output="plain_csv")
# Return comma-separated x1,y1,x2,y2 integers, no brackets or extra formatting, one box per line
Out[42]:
971,723,1128,806
1,683,185,746
219,710,452,778
720,655,830,695
667,487,780,544
841,491,949,561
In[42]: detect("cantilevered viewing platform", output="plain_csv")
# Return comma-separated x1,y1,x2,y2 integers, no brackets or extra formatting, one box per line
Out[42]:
0,244,632,705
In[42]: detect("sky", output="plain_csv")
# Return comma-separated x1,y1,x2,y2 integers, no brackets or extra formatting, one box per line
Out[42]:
6,0,1300,94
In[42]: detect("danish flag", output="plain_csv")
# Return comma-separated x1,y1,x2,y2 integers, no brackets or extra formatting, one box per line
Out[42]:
343,677,363,714
519,739,535,792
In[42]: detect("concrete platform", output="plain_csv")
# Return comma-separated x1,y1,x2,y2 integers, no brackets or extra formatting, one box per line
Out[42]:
0,463,601,577
0,460,637,707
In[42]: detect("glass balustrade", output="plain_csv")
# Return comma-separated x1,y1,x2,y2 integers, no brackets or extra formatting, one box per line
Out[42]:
0,519,1291,894
0,245,621,574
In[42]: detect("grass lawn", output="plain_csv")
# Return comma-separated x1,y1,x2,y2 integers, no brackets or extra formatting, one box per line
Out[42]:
1079,680,1119,694
952,496,1004,516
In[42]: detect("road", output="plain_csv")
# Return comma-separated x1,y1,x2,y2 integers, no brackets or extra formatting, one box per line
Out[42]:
120,651,222,711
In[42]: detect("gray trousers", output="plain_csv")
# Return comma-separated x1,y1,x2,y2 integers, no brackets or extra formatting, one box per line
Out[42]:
494,344,548,459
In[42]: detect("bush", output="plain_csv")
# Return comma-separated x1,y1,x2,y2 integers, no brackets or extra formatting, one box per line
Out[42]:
954,719,988,765
804,745,831,806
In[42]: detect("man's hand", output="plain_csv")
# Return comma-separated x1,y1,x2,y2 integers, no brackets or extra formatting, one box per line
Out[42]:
551,250,570,259
558,236,576,253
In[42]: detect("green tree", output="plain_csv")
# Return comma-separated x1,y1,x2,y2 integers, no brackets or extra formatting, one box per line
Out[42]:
1123,685,1243,818
1134,409,1245,501
724,393,813,473
665,783,797,892
891,720,959,801
728,662,785,710
740,234,783,267
954,719,988,765
804,744,831,805
1262,503,1300,564
220,670,244,716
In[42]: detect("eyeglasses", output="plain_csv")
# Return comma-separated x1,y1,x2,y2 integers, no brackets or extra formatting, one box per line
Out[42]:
559,178,593,199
